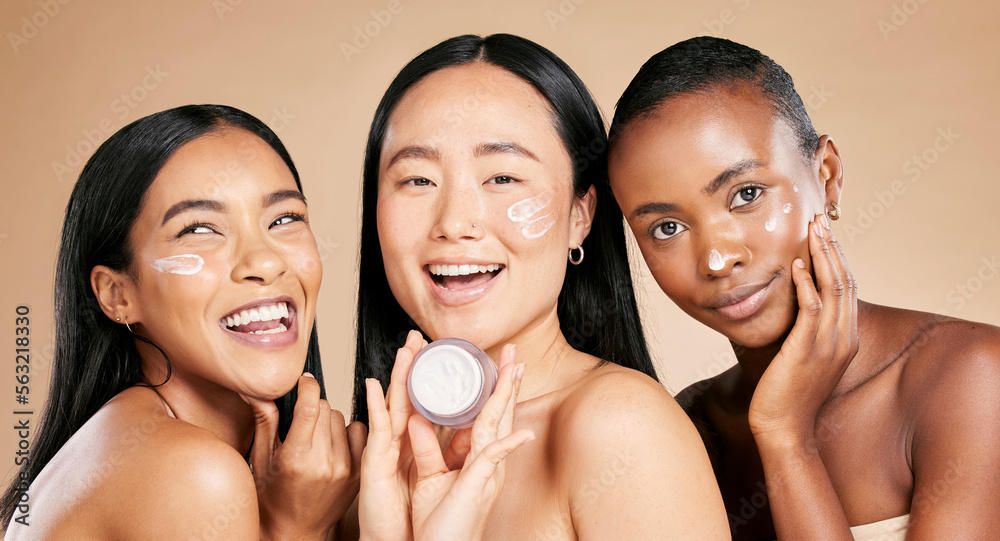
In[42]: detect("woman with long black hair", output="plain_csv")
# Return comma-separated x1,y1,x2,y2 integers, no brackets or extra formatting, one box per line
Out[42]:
353,34,729,540
1,105,364,540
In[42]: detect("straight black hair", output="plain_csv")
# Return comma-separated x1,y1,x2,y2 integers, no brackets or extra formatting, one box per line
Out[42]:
609,36,819,161
0,104,325,527
352,34,655,424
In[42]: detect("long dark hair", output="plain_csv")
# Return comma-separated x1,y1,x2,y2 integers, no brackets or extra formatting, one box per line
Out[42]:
352,34,655,424
0,104,325,527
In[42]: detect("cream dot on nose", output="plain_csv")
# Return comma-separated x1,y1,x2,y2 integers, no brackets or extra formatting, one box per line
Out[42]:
708,249,725,271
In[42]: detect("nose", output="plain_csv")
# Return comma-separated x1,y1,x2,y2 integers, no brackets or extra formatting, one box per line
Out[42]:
696,230,749,279
431,180,485,241
230,230,288,285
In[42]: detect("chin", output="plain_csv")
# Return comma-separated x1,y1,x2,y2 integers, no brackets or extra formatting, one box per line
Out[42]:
727,331,786,351
253,365,308,399
719,316,794,351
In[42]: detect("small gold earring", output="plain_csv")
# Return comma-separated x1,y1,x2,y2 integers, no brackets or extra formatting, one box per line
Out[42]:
827,202,841,221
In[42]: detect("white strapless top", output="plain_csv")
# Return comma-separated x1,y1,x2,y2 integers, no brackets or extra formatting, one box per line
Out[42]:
849,514,909,540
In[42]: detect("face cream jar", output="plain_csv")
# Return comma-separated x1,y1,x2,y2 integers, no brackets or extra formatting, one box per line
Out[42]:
407,338,498,428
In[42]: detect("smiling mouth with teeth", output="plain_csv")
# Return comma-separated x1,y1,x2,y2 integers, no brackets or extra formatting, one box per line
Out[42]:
222,301,291,334
427,263,504,290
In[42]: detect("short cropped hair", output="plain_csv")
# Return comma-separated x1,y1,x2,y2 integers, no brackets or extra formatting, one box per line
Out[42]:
610,36,819,161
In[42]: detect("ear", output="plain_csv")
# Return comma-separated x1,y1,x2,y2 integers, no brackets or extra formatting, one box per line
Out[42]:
90,265,140,326
569,185,597,248
815,135,844,211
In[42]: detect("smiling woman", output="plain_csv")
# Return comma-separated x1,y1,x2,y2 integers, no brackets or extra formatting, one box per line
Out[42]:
351,34,729,540
0,105,365,540
608,36,1000,541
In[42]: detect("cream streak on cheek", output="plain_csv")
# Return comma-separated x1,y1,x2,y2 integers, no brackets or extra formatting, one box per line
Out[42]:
150,254,204,275
507,189,557,239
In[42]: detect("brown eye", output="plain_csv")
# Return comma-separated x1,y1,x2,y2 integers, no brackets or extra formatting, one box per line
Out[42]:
731,186,762,208
177,223,216,237
651,221,687,240
271,213,306,228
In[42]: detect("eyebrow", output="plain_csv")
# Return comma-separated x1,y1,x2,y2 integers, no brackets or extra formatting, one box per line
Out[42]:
703,159,766,196
162,199,225,225
161,190,306,225
385,145,441,168
264,190,307,207
630,201,679,220
474,140,539,162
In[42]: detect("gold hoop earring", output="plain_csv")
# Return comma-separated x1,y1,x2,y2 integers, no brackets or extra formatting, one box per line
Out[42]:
118,316,134,334
568,245,584,265
827,202,841,221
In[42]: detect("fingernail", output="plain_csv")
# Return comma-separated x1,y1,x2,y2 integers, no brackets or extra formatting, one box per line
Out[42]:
303,372,315,378
813,218,824,239
794,259,806,269
516,363,525,380
820,213,830,229
510,344,517,361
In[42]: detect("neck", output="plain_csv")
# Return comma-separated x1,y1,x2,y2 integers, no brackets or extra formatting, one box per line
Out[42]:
730,300,875,404
138,349,254,455
732,338,784,391
485,308,588,402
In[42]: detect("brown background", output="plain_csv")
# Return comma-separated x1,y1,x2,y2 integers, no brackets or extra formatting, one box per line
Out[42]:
1,0,998,492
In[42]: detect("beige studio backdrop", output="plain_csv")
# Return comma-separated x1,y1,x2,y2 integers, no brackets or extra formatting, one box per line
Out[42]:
1,0,998,491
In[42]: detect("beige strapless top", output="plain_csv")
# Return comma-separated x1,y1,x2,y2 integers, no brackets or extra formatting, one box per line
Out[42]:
849,514,909,540
772,514,909,541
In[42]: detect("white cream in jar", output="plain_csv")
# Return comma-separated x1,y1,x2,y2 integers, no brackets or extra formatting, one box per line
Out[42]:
407,338,497,428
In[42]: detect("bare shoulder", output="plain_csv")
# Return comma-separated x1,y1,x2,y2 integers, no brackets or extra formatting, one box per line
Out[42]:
550,360,729,538
552,361,707,472
894,310,1000,403
872,311,1000,535
557,362,690,436
674,365,740,418
68,388,258,539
